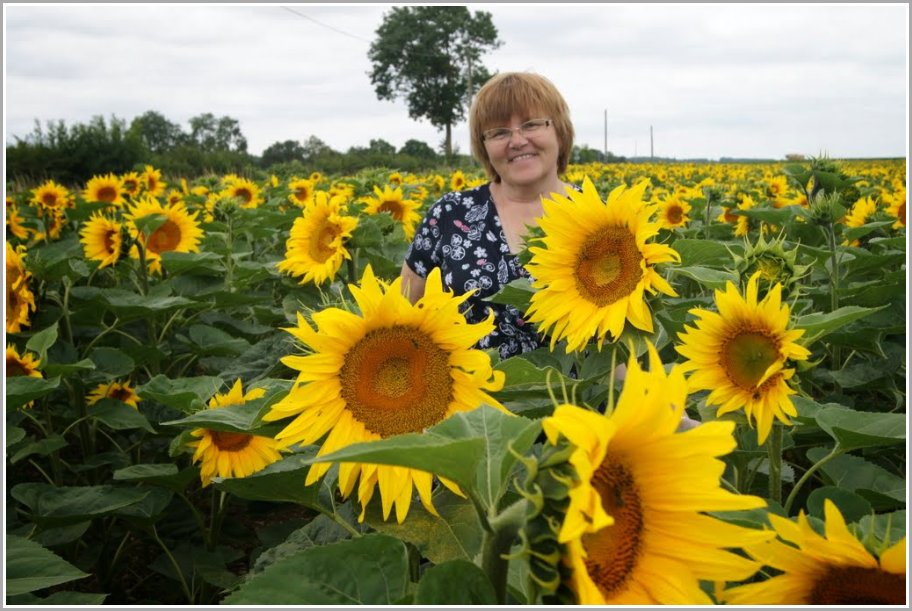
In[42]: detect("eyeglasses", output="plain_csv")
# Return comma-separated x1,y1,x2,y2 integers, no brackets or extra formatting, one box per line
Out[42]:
482,119,552,143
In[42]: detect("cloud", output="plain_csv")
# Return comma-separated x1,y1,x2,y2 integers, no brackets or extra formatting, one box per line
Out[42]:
4,3,908,160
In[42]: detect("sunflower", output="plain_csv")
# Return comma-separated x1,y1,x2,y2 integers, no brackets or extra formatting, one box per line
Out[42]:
675,272,811,445
360,185,422,240
388,171,403,186
83,174,125,207
30,180,73,210
141,165,167,198
542,343,771,604
882,185,905,229
6,343,43,408
287,178,316,207
6,205,30,240
734,194,758,237
120,171,143,198
656,196,692,229
450,170,466,191
840,196,879,246
80,213,124,268
221,177,262,209
165,189,184,206
187,379,284,488
263,265,507,523
723,500,906,605
87,380,141,409
524,177,680,353
6,243,36,334
7,343,42,379
276,192,358,286
126,196,204,274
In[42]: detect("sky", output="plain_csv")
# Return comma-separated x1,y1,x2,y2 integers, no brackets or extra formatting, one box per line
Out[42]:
3,3,909,161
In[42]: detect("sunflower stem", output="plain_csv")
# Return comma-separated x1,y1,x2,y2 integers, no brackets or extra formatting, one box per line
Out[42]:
766,424,783,505
784,446,844,514
823,224,842,367
605,343,618,417
150,525,194,603
480,498,528,604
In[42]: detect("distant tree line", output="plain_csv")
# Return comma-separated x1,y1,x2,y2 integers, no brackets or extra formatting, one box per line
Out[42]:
5,110,628,187
4,110,477,186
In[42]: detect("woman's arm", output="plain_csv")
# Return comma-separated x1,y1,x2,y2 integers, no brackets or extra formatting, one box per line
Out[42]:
399,262,426,304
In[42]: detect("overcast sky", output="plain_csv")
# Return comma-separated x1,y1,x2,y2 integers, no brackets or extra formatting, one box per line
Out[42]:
3,3,909,161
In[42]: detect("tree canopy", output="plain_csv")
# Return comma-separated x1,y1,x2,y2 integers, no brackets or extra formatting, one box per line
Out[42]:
368,6,501,157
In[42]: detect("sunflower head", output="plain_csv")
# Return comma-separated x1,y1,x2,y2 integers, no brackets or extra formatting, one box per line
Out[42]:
287,177,316,207
31,180,73,210
80,213,125,269
524,176,680,352
87,380,141,409
221,177,262,209
126,197,204,274
733,232,810,298
263,264,507,523
7,343,43,379
6,243,36,334
360,185,422,241
83,174,125,207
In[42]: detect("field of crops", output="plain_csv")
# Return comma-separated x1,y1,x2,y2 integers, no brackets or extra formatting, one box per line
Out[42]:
5,157,906,605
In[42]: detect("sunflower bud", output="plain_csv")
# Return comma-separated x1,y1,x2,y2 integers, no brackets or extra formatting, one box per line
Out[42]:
733,232,810,297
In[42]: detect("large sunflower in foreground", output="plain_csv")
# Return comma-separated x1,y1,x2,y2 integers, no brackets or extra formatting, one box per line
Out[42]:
126,197,204,274
80,213,124,268
723,500,906,605
676,272,811,445
542,344,771,604
6,243,36,333
276,192,358,286
187,379,284,488
263,265,507,523
360,185,422,240
524,177,680,353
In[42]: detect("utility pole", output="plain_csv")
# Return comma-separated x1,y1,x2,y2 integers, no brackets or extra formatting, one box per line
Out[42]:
650,125,654,159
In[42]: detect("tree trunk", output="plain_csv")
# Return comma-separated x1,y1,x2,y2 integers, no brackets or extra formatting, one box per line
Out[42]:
445,123,452,158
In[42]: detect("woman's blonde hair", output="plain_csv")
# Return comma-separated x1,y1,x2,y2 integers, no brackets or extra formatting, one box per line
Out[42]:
469,72,574,182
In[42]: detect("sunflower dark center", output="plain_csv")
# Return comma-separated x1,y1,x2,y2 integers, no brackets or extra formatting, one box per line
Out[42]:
309,221,342,263
723,208,739,223
294,188,311,200
124,179,139,193
666,204,683,224
721,331,780,389
340,325,453,437
42,193,59,206
210,430,252,452
7,359,29,377
234,188,253,203
582,457,643,598
574,226,643,307
809,565,905,605
379,200,404,220
97,186,118,203
103,230,119,254
898,202,906,224
146,219,182,254
110,387,134,402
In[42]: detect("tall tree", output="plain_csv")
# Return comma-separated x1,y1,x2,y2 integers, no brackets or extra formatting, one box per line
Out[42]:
188,113,248,153
368,6,501,157
129,110,186,153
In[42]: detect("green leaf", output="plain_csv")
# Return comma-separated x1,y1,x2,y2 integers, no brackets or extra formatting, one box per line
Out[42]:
6,591,108,605
795,305,888,347
159,250,225,274
671,265,739,290
5,376,61,409
806,448,905,510
111,464,200,494
11,483,150,527
415,559,497,604
133,212,168,237
367,489,483,564
213,450,324,506
842,220,894,243
806,486,873,524
302,406,541,511
69,286,199,321
90,399,155,433
484,277,535,310
88,347,136,377
24,322,58,363
42,358,96,377
138,374,225,413
10,435,69,464
671,238,735,266
183,324,250,357
5,535,89,596
7,425,27,448
222,534,409,605
162,394,279,433
815,407,905,451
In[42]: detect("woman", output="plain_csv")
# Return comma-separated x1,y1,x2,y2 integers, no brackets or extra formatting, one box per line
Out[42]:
400,72,576,359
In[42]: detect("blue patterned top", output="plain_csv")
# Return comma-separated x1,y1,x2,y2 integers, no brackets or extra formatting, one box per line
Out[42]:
404,183,543,359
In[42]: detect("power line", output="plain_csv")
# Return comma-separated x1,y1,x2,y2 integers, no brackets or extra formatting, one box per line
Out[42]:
280,6,372,44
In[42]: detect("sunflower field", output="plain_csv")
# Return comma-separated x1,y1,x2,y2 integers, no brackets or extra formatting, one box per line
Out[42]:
4,157,907,605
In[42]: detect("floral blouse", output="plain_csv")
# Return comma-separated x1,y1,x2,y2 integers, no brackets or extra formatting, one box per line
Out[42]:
405,183,544,360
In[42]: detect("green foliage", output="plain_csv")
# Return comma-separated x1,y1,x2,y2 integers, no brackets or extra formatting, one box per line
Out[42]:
368,6,501,156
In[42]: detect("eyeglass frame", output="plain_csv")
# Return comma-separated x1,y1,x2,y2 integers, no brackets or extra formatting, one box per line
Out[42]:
482,118,553,143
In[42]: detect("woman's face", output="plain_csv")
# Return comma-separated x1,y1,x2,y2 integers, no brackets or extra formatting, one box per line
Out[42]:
483,113,560,188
